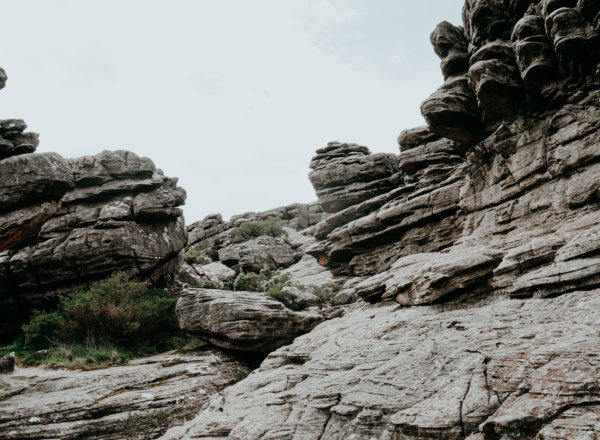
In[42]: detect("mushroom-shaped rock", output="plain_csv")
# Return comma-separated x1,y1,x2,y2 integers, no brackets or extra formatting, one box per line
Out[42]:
309,142,401,213
421,74,483,145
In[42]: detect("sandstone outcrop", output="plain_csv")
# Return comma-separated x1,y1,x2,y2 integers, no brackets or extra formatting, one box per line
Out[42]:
0,349,247,440
163,1,600,438
309,142,402,213
0,70,187,341
162,289,600,440
176,288,323,352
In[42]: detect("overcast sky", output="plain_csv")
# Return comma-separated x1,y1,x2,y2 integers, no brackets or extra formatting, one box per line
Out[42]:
1,0,463,222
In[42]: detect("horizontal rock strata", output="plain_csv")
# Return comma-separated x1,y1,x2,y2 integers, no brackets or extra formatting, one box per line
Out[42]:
176,288,324,352
0,69,188,341
0,350,247,440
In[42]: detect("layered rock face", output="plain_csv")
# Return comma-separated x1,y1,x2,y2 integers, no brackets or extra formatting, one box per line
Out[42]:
0,349,247,440
0,71,187,340
164,1,600,439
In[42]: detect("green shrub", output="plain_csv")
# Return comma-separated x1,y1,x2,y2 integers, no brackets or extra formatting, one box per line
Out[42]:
22,273,178,350
233,272,265,292
308,285,333,302
231,216,287,243
192,280,219,289
23,310,62,350
184,250,201,264
59,273,178,347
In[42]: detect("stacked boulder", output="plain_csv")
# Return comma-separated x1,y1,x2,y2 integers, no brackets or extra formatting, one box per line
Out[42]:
0,70,187,340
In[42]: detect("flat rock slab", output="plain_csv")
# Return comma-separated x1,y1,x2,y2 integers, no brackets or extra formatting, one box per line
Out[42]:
162,289,600,440
177,288,324,352
354,246,503,304
0,350,247,440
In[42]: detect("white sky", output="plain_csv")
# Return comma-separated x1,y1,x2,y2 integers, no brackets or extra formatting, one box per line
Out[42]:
0,0,463,222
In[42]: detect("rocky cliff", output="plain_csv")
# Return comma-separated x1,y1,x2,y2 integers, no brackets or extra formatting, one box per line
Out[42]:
163,0,600,439
0,71,188,341
3,0,600,438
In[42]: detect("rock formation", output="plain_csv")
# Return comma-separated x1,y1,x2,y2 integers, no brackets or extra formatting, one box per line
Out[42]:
0,349,247,439
0,71,187,341
4,0,600,438
165,1,600,438
177,288,323,352
163,289,600,440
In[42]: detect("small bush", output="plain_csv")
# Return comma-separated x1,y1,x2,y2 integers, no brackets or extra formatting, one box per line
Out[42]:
231,217,287,243
22,310,62,350
307,286,332,302
233,272,265,292
184,250,201,264
192,280,219,289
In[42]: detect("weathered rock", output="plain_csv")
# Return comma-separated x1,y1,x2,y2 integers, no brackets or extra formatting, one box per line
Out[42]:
468,41,523,120
0,150,187,340
179,261,236,288
162,289,600,440
0,119,40,160
0,350,247,440
309,142,402,213
176,288,323,352
512,13,556,88
277,286,324,310
0,153,73,212
430,22,470,79
354,246,503,304
217,235,300,272
421,74,483,145
280,254,341,289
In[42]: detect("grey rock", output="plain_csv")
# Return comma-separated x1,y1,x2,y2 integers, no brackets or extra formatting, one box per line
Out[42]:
176,288,324,352
0,153,73,212
162,289,600,439
217,236,300,272
309,142,402,213
0,350,247,439
0,150,187,340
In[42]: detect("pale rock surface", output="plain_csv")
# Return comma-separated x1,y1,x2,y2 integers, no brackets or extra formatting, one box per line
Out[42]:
0,350,248,440
176,288,324,352
162,289,600,440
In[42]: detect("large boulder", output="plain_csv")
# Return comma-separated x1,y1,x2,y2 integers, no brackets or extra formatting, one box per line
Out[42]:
309,142,402,213
176,288,323,352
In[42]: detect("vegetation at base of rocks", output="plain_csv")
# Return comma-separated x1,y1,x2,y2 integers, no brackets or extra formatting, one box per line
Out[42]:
233,271,267,291
230,216,288,243
0,273,207,369
184,250,201,264
0,336,206,370
306,285,334,302
117,410,172,440
23,273,178,350
192,280,219,289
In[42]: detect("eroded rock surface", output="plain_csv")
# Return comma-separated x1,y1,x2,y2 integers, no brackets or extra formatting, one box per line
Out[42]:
0,350,247,440
162,289,600,440
0,70,187,341
176,288,324,352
